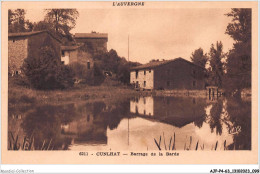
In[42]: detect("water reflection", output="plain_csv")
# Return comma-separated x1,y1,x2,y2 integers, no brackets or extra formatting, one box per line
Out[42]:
8,96,251,150
130,96,206,128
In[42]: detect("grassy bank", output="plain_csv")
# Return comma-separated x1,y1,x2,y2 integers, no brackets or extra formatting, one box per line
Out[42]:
8,82,141,106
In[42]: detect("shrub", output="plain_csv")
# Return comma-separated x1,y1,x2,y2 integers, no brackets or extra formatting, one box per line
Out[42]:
22,46,74,90
69,62,89,82
93,63,105,85
69,62,105,86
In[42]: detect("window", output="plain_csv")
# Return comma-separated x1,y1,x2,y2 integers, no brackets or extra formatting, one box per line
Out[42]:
144,97,146,104
144,70,146,75
61,51,65,56
136,70,139,78
13,39,15,43
87,62,91,69
61,61,65,65
144,110,146,115
167,81,170,87
144,81,146,87
193,81,196,87
135,106,138,114
192,70,196,77
149,69,151,73
136,81,139,88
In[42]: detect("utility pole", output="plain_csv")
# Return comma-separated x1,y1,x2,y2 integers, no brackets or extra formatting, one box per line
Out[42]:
128,35,130,62
128,34,130,146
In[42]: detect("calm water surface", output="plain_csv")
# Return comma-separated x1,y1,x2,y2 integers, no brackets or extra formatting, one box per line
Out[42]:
8,96,251,150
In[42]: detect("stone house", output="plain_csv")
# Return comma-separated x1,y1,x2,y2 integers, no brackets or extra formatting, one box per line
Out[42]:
61,45,93,69
8,31,62,75
130,57,206,90
61,45,94,84
74,32,108,56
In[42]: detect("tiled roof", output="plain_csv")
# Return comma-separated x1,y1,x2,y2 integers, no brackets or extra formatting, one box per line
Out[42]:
8,31,45,37
75,33,108,39
61,45,79,51
130,57,205,70
8,30,62,43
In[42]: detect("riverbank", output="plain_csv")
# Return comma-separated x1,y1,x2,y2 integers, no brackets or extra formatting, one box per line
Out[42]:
155,89,208,98
8,83,141,106
7,84,215,107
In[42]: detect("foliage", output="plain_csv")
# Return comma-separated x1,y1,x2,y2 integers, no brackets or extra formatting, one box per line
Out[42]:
33,20,55,33
69,62,97,85
208,41,225,87
93,49,141,85
190,48,208,68
93,63,105,85
44,9,79,41
94,49,121,73
69,62,88,80
225,9,251,43
8,9,33,33
224,9,251,93
22,46,74,90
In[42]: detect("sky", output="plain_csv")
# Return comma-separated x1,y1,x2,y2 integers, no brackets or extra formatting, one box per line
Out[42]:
25,8,235,64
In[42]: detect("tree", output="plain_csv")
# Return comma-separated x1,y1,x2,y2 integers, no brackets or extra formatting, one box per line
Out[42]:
33,20,54,32
8,9,30,33
93,49,141,85
226,9,251,43
22,46,74,90
224,9,251,94
8,9,33,33
208,41,225,87
44,9,79,40
190,48,208,68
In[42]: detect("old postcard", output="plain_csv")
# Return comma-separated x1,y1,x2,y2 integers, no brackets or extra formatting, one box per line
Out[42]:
1,1,258,165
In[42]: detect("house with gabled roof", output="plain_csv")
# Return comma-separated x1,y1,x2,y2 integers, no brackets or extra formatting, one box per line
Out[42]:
130,57,206,90
8,30,62,75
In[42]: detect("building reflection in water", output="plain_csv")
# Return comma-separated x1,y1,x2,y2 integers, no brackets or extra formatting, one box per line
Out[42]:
130,97,154,116
8,96,251,151
61,102,108,146
130,96,206,128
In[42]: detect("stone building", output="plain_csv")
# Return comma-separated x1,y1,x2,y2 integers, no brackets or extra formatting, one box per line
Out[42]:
130,57,206,90
61,45,93,69
8,31,62,75
74,32,108,56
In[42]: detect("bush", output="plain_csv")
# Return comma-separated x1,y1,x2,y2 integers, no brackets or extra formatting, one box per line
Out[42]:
93,63,105,85
22,46,74,90
69,62,89,83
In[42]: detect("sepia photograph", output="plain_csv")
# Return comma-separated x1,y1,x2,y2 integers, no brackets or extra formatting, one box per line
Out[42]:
1,1,258,167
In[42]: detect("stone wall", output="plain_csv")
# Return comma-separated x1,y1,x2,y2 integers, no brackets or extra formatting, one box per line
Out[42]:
28,32,61,60
8,38,28,74
75,38,107,55
130,69,154,90
8,32,61,75
154,59,206,90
